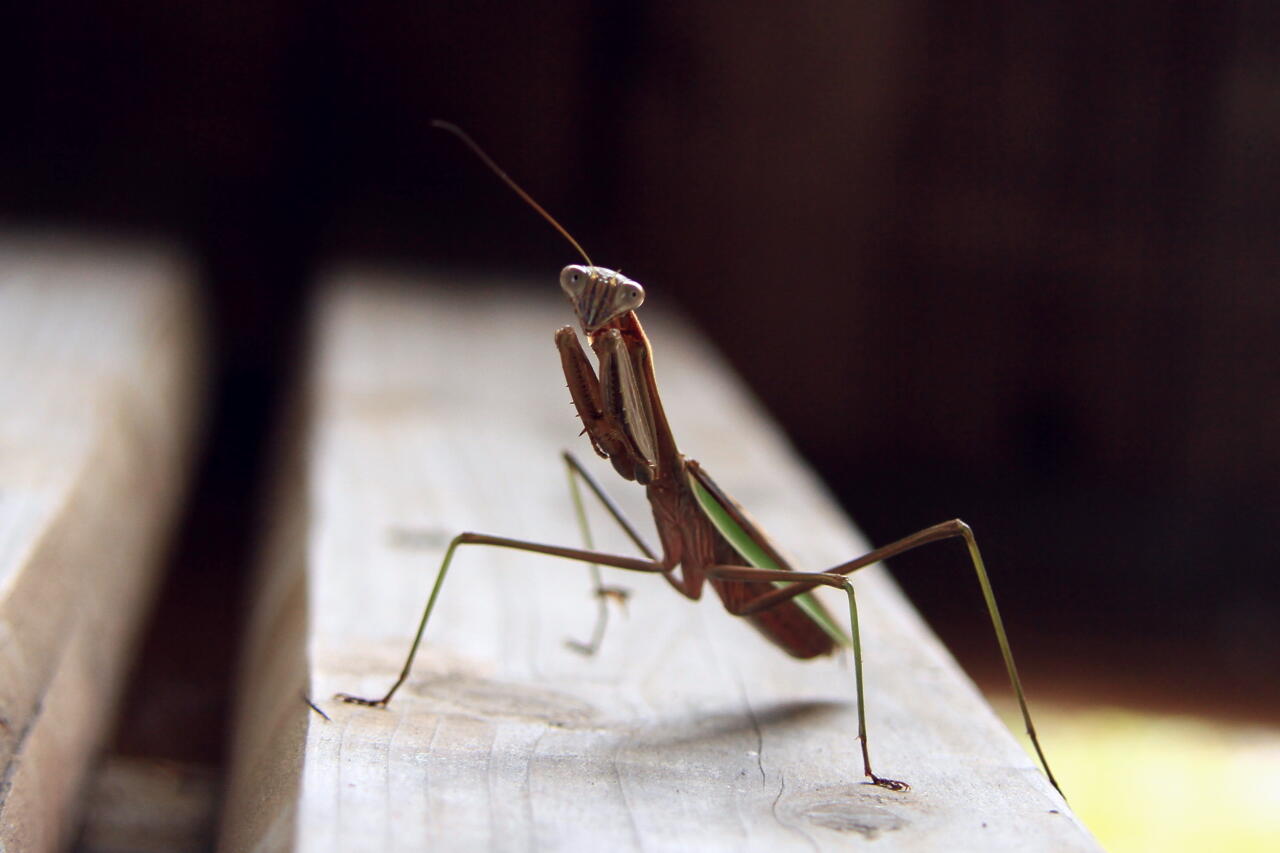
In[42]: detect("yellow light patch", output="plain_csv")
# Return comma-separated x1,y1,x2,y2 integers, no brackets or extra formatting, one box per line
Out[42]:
994,702,1280,852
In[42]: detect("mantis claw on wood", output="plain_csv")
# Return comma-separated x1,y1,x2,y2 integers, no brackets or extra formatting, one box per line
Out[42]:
336,121,1063,797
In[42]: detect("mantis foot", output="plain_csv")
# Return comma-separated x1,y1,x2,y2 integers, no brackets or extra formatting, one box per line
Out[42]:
303,695,332,721
564,584,633,655
595,585,630,609
334,692,389,708
870,775,911,792
564,640,596,655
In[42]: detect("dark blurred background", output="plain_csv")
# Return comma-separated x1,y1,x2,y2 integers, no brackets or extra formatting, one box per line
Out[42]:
4,0,1277,811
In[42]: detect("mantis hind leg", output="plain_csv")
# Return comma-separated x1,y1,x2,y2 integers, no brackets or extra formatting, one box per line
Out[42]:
701,563,908,791
561,451,658,655
716,520,1063,797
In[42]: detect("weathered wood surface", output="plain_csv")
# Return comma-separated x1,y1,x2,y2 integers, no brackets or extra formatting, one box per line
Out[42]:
0,235,201,850
223,269,1100,852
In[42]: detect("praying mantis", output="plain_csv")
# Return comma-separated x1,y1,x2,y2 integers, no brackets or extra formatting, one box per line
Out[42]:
336,121,1062,796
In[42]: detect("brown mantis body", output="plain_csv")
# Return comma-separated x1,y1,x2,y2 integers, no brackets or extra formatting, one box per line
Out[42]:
556,275,838,660
337,122,1062,795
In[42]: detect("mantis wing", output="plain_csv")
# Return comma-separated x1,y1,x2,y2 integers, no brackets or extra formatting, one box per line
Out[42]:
686,462,852,650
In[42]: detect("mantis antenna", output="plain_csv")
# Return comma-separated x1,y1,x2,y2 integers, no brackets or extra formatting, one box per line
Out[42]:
431,120,593,268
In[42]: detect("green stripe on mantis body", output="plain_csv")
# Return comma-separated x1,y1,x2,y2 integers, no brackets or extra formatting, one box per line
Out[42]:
689,474,852,650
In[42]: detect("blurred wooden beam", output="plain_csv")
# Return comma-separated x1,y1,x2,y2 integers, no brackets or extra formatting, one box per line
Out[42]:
0,234,202,850
222,268,1100,851
76,757,218,853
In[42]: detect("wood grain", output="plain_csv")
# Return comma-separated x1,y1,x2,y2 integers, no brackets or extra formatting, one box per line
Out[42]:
0,234,201,850
223,268,1101,851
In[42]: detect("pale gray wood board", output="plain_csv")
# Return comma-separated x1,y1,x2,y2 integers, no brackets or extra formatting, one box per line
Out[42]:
0,235,201,850
224,268,1100,852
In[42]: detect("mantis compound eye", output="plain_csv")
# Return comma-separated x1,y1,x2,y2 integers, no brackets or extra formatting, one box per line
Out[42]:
560,264,592,298
618,282,645,309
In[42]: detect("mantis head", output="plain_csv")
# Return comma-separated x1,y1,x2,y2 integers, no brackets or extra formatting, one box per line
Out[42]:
560,265,646,335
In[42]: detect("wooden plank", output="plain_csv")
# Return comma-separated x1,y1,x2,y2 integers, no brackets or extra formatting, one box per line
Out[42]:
76,756,218,853
223,268,1100,852
0,234,201,850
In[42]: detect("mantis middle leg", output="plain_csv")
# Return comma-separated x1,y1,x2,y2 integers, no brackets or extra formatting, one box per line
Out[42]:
561,451,657,654
335,533,669,708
